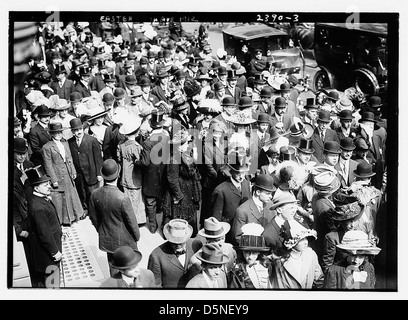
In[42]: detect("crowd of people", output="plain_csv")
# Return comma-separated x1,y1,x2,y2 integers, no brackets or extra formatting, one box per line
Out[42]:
12,21,388,289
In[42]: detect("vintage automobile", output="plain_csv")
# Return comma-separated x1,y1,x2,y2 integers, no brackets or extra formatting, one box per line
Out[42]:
313,22,388,100
222,23,306,81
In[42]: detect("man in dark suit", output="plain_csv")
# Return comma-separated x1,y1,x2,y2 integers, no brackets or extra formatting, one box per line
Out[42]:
210,149,251,243
68,118,103,219
137,110,170,234
50,63,74,100
28,105,52,167
311,110,340,163
262,191,298,255
26,166,63,287
89,159,140,276
224,70,242,104
270,97,293,135
147,219,200,288
231,174,276,246
335,137,359,188
73,65,92,98
335,110,358,141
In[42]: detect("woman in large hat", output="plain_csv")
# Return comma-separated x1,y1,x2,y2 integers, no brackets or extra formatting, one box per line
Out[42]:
324,229,381,289
41,122,84,224
228,223,272,289
268,219,323,289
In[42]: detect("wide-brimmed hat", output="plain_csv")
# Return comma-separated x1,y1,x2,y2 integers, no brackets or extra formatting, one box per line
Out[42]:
87,107,109,123
297,138,315,154
100,159,121,181
109,246,142,270
353,162,376,178
163,219,193,244
236,223,270,252
317,110,332,123
323,141,341,154
14,137,28,153
254,174,276,192
227,111,256,125
227,148,251,172
149,109,166,127
54,99,70,111
359,111,377,123
25,165,51,186
340,137,355,151
197,99,222,115
336,230,381,255
47,122,66,133
119,117,142,135
270,191,298,210
172,95,189,112
198,217,231,239
338,109,354,121
313,170,341,194
280,219,317,250
196,243,230,265
196,73,212,81
332,193,364,221
304,98,318,110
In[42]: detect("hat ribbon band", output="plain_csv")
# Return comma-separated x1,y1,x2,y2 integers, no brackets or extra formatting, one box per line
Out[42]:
204,227,224,236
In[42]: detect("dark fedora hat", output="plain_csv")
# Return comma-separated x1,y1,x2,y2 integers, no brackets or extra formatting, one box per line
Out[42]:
260,86,273,98
35,105,51,117
354,137,369,151
304,98,318,110
156,68,170,78
139,76,151,87
100,159,121,181
279,145,296,162
227,69,238,81
14,137,28,153
353,162,375,179
254,173,276,193
46,122,65,133
172,95,189,112
340,137,355,151
332,193,364,222
69,118,83,130
338,109,354,121
25,165,51,186
238,96,253,109
257,113,270,124
210,60,221,70
274,96,287,108
196,243,230,265
297,138,315,154
125,75,137,85
359,111,377,123
253,73,265,84
317,110,331,123
323,141,341,154
149,109,165,127
109,246,142,270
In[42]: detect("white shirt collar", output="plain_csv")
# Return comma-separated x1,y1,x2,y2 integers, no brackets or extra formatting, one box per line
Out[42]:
230,177,241,189
252,196,263,212
275,214,286,228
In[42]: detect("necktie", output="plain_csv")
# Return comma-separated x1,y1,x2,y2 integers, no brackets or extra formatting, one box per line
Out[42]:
320,131,325,141
174,250,186,257
77,138,81,147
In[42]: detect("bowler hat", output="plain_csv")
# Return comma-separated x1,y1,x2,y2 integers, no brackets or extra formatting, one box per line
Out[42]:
109,246,142,270
353,162,375,179
257,113,270,124
221,96,236,106
338,110,354,121
35,105,51,117
196,243,230,265
210,60,221,70
218,66,227,75
304,98,318,110
238,96,252,109
139,57,149,65
125,75,137,85
26,165,51,186
274,97,287,108
213,81,225,92
323,141,341,154
327,90,340,101
253,73,265,85
280,219,317,250
368,95,382,108
332,193,364,221
354,137,369,151
297,138,315,154
254,174,276,192
227,69,238,81
198,217,231,239
280,82,291,93
47,122,65,133
359,111,377,123
340,137,355,151
100,159,121,181
156,68,170,78
163,219,193,244
70,91,82,103
174,69,186,79
14,137,28,153
260,86,273,98
149,109,165,127
69,118,83,130
114,88,126,99
139,77,151,87
317,110,331,123
102,93,114,104
279,145,296,162
231,61,246,75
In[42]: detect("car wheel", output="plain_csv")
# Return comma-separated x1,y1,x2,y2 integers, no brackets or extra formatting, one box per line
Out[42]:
313,69,331,91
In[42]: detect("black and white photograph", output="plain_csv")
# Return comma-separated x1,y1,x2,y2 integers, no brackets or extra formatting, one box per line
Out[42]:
3,0,404,303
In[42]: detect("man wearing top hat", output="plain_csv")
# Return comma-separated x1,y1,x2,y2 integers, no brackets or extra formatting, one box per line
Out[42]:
89,159,140,277
311,109,340,163
231,174,276,246
28,105,52,167
73,65,92,98
26,165,63,287
335,137,359,188
68,117,103,219
212,66,228,88
295,138,318,169
50,63,74,100
115,49,129,77
270,97,293,135
301,98,319,128
98,73,117,100
225,70,242,104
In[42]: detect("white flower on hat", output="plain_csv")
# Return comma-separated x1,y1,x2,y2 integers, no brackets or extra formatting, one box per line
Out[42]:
241,223,264,237
26,90,45,104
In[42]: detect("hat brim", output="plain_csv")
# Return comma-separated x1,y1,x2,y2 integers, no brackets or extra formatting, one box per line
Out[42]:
314,177,341,194
196,253,230,265
30,175,52,185
163,223,193,244
336,245,381,256
323,149,342,154
297,147,315,154
255,184,276,193
197,222,231,239
235,246,270,252
270,199,298,210
332,206,364,221
353,171,376,178
87,110,109,122
109,251,142,270
100,163,121,181
340,146,356,151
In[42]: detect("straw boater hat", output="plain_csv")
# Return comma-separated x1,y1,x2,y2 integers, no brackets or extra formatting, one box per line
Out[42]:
163,219,193,244
280,219,317,250
119,117,142,135
227,111,256,125
109,246,142,270
313,170,341,195
196,243,230,265
336,230,381,255
198,217,230,239
235,223,270,252
331,192,364,222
